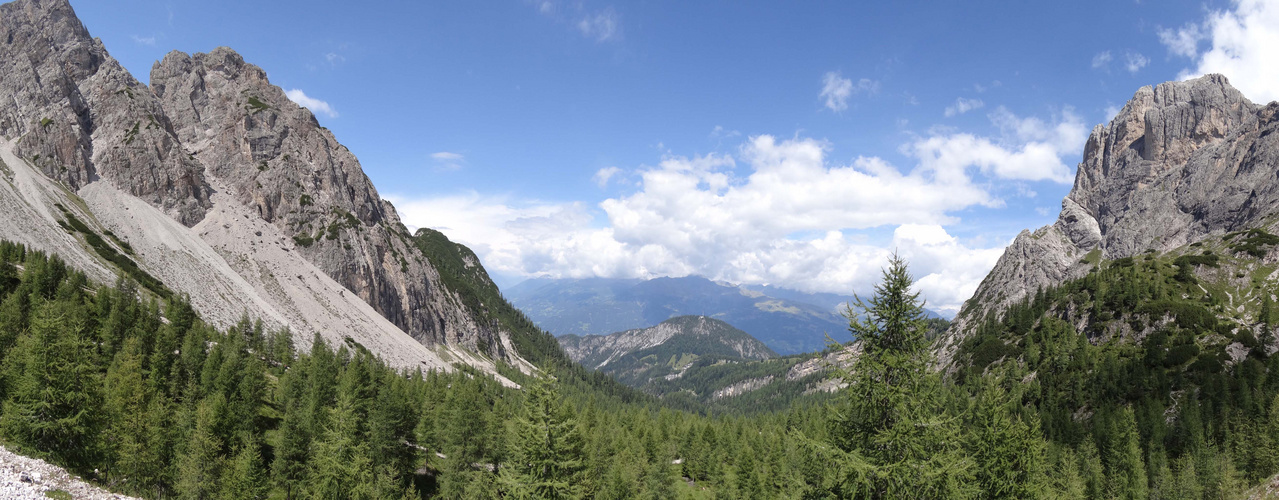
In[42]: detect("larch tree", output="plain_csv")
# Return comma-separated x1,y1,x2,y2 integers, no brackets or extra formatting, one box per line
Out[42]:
499,375,586,499
822,254,975,499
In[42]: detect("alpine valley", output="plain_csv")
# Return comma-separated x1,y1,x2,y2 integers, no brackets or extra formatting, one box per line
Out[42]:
1,1,1279,499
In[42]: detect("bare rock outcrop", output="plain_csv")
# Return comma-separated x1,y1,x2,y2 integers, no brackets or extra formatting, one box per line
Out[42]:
939,74,1279,366
0,0,210,226
147,47,512,357
0,0,532,375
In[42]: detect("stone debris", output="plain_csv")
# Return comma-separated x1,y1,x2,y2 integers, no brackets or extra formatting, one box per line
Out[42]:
0,445,139,500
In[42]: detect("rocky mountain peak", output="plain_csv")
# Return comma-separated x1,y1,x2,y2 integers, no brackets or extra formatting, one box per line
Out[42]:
0,0,211,226
0,0,536,379
940,74,1279,366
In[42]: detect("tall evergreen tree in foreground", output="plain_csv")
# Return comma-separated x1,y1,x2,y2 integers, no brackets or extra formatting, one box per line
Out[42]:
817,254,975,499
499,375,586,499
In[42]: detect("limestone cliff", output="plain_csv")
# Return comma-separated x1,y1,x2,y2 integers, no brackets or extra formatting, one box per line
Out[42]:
0,0,538,379
939,74,1279,366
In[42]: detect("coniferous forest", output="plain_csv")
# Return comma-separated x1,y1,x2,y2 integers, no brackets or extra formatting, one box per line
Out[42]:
2,240,1279,499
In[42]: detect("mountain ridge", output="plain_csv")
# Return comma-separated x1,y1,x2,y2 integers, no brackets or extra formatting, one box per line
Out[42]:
939,74,1279,367
557,314,778,388
0,0,543,380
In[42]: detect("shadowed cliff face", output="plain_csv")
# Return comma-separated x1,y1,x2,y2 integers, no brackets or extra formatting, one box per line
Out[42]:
940,74,1279,366
0,0,532,372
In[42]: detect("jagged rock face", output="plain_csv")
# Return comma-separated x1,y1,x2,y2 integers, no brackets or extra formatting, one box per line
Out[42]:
146,47,511,358
940,74,1279,366
0,0,210,226
0,0,525,371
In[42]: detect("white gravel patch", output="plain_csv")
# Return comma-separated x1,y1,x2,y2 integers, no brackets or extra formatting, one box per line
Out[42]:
0,445,138,500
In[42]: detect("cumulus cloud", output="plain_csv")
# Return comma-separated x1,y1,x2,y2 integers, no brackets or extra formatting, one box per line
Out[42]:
1104,104,1122,122
1159,23,1204,58
389,116,1088,313
944,97,985,117
285,89,338,118
711,125,741,138
820,72,878,112
906,106,1087,184
1163,0,1279,103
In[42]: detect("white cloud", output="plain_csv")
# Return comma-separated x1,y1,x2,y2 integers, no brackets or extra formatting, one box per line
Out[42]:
906,106,1087,184
1104,104,1122,122
1159,23,1204,58
1124,51,1149,73
944,97,985,117
430,152,465,171
711,125,741,139
820,72,853,111
819,72,878,112
1164,0,1279,103
284,89,338,118
131,35,156,46
389,119,1093,313
577,9,620,42
1091,51,1113,69
593,166,623,187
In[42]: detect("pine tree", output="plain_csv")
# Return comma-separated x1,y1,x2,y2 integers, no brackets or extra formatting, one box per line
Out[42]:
1079,439,1106,499
1170,453,1202,500
822,254,974,499
1045,445,1086,499
272,357,311,500
499,376,586,499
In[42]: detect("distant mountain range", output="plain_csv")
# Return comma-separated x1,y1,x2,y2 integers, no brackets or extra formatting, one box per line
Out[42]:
506,275,944,355
558,315,777,386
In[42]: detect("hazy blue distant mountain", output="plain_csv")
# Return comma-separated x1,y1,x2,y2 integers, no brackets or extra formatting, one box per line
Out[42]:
508,276,875,354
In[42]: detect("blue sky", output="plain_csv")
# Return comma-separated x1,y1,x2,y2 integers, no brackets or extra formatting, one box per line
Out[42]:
72,0,1279,314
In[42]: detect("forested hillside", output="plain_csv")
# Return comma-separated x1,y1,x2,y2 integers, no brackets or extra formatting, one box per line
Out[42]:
7,239,1277,498
951,232,1279,497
